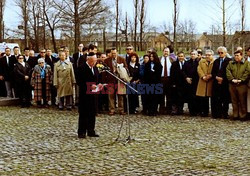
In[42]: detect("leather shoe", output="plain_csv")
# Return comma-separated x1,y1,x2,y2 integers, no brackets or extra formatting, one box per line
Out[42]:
108,112,115,116
120,112,126,115
78,134,86,139
87,133,99,137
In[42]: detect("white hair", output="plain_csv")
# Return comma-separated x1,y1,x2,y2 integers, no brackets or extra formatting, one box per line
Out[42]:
190,50,198,55
87,54,97,59
217,46,227,53
38,58,45,63
205,49,214,55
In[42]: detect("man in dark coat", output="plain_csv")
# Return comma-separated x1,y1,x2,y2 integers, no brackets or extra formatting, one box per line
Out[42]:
211,46,231,118
170,51,187,115
183,50,200,116
45,49,59,106
76,52,102,138
0,47,17,97
13,55,32,107
24,47,37,70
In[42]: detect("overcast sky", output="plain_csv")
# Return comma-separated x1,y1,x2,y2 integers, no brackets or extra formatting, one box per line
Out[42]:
3,0,250,35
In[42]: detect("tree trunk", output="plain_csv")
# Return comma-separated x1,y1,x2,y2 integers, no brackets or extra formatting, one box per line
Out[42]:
134,0,138,51
0,1,3,42
222,0,226,47
24,0,28,47
173,0,178,52
74,0,80,52
50,28,57,53
103,27,106,52
125,12,128,46
139,0,145,51
115,0,119,49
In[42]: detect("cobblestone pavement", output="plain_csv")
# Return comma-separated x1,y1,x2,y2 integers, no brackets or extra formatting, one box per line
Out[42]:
0,106,249,175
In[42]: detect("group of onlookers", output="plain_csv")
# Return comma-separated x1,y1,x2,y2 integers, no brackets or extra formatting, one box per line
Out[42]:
0,44,249,121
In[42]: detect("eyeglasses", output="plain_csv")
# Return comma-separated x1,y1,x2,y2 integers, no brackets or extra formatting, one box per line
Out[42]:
39,62,44,64
218,52,224,54
41,52,46,53
126,48,132,50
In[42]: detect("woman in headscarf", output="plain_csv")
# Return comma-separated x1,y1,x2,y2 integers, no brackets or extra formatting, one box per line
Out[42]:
31,58,53,107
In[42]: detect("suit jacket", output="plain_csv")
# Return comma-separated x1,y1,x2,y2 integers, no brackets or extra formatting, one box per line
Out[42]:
0,55,17,81
128,63,140,82
73,52,83,68
144,61,162,84
13,62,32,84
77,62,99,115
212,57,231,85
104,56,128,83
170,61,187,87
24,56,38,69
45,55,59,71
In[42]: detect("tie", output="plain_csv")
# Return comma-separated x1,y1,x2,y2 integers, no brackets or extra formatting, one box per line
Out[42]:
164,57,167,77
181,61,184,70
219,58,223,70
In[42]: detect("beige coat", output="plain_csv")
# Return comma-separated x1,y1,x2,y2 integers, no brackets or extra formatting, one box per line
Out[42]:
53,60,76,97
196,58,214,97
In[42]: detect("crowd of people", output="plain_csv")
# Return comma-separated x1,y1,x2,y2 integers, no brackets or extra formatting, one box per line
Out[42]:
0,44,249,122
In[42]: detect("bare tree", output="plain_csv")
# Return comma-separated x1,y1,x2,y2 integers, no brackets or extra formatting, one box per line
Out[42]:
133,0,138,51
42,0,62,52
54,0,109,52
239,0,245,32
0,0,6,42
139,0,146,51
173,0,179,52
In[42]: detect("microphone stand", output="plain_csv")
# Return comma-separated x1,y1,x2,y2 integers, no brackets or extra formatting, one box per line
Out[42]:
103,69,150,144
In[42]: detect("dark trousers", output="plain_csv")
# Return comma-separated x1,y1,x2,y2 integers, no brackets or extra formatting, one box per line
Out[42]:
171,87,185,114
128,94,138,114
211,84,230,118
147,94,159,115
187,85,200,116
198,96,209,116
50,85,57,105
159,77,172,114
78,111,96,135
229,84,247,119
18,81,31,106
98,94,109,112
187,95,200,116
141,94,147,113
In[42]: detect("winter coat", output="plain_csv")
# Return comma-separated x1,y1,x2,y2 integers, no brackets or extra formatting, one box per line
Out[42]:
196,58,214,97
31,64,53,102
53,60,76,97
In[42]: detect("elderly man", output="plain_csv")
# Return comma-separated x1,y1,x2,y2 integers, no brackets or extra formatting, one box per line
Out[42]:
196,49,215,117
211,46,231,119
104,48,127,115
54,51,76,110
183,50,200,116
77,52,102,138
226,50,249,120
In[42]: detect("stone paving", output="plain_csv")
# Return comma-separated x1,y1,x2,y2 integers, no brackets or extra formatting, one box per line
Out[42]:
0,106,249,175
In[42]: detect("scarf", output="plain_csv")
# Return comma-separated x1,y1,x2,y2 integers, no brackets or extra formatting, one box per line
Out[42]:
40,65,46,79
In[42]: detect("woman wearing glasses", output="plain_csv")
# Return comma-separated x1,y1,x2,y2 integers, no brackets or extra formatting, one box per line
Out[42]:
14,55,32,107
31,58,53,107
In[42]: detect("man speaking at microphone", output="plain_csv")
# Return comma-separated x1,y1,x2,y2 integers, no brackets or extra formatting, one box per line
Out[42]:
76,52,103,139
